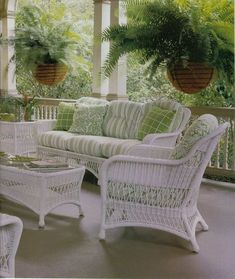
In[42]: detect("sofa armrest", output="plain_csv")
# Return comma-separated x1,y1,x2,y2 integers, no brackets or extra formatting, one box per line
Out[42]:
36,119,57,134
142,131,180,147
128,144,173,159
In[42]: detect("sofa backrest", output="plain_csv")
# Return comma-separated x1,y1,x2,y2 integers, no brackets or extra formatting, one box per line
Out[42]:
76,97,109,106
102,98,190,140
103,100,144,139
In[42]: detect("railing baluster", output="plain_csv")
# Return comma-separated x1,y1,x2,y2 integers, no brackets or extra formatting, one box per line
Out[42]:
215,141,220,168
233,120,235,171
223,121,229,170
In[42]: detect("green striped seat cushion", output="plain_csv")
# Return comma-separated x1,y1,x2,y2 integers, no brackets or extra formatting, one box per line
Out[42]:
68,104,108,136
101,138,140,158
66,136,140,158
103,101,144,139
54,102,75,131
171,114,218,159
38,131,75,150
137,106,176,140
66,135,111,157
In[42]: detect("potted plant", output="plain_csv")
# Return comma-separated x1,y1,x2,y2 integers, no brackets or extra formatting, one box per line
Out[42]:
2,3,88,86
101,0,234,94
14,94,38,121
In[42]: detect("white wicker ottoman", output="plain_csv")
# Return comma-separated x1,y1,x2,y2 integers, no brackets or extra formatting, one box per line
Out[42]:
0,164,85,228
0,214,23,278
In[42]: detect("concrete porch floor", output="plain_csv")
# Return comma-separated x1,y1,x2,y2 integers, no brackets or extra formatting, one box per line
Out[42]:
1,180,235,278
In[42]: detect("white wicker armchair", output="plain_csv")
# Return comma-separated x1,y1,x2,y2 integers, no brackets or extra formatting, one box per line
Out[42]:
98,115,229,252
0,214,23,278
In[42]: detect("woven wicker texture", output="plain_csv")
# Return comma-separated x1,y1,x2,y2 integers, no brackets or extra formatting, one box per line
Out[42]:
0,165,85,228
98,119,229,252
0,214,23,278
0,120,56,155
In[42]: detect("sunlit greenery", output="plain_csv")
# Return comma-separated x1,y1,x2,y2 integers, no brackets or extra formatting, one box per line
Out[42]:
16,0,93,99
15,0,234,107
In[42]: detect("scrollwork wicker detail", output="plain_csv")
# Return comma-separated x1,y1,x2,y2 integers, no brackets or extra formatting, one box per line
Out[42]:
107,181,189,208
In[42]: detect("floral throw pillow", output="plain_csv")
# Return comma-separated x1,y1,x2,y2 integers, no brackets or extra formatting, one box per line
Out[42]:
68,104,108,136
171,114,218,159
54,102,75,131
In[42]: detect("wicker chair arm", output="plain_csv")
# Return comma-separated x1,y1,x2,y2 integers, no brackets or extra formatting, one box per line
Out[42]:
142,131,180,147
0,214,23,228
99,154,187,189
127,144,173,159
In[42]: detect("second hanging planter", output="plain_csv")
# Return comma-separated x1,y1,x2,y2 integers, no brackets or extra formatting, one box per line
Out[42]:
33,63,68,86
167,62,215,94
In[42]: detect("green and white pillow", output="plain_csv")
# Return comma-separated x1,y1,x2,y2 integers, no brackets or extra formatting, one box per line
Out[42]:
137,106,176,140
0,113,16,122
171,114,218,159
54,102,75,131
68,104,108,136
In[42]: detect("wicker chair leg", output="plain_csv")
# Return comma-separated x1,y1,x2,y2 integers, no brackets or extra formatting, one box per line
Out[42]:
183,217,200,253
39,214,45,229
99,228,106,240
190,236,200,253
198,215,209,231
79,205,84,217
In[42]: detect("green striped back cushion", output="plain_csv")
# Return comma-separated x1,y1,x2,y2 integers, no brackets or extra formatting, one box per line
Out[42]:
76,97,109,106
54,102,75,131
137,106,176,140
103,101,144,139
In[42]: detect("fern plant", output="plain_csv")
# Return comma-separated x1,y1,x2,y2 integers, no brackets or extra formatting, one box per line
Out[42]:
101,0,234,85
2,3,88,74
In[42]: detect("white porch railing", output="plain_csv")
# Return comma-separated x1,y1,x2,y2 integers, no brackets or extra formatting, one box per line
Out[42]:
34,98,235,179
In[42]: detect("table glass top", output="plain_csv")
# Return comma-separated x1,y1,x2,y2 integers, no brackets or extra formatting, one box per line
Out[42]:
0,152,72,172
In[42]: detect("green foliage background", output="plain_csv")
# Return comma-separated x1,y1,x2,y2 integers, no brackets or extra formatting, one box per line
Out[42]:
16,0,234,107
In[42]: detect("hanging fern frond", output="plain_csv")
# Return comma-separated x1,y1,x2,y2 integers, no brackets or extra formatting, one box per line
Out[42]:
101,0,234,84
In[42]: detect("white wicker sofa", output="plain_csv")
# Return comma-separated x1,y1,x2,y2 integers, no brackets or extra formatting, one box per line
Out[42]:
37,97,191,178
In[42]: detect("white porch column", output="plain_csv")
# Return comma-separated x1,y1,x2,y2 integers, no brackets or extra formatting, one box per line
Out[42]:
92,0,110,99
107,0,127,101
0,2,17,97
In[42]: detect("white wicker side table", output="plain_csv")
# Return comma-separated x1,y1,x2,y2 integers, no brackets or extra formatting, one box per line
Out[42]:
0,121,36,155
0,120,55,155
0,164,85,228
0,214,23,278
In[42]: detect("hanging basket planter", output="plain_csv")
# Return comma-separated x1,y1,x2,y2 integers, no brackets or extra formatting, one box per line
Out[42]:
167,62,215,94
33,63,68,86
